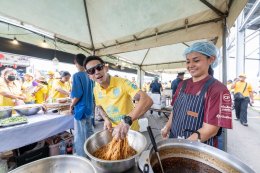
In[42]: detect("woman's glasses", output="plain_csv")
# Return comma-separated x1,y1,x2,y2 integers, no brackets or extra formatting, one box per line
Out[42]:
86,64,105,75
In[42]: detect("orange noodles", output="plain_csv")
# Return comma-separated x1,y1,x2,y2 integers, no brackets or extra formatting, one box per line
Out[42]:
93,137,137,160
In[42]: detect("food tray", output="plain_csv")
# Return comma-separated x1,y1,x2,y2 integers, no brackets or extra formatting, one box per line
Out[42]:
0,116,28,127
43,103,70,109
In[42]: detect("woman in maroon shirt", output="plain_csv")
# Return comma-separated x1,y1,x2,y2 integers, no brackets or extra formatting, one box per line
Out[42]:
161,41,232,147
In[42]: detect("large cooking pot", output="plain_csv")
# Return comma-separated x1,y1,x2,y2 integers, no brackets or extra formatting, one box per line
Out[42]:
84,129,147,173
138,139,255,173
9,155,97,173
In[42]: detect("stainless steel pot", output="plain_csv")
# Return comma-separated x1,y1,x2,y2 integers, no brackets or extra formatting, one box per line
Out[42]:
9,155,97,173
138,139,255,173
14,104,42,116
84,129,147,173
0,106,12,119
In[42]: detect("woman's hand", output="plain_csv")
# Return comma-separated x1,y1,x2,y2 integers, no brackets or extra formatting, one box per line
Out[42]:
161,125,171,139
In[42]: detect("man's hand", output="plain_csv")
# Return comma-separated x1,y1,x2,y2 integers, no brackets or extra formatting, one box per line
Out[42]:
69,105,74,114
112,121,130,140
103,119,112,132
17,95,26,101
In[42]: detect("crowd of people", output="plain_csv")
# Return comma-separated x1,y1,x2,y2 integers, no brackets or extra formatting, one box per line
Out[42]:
2,41,255,155
0,68,72,106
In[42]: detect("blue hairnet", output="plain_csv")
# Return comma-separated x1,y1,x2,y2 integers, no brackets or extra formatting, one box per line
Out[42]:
184,41,221,68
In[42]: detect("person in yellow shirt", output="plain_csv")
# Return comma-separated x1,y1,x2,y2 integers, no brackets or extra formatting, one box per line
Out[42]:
0,68,26,106
84,56,153,140
50,71,71,99
47,71,55,97
22,73,36,104
34,76,48,104
227,80,234,93
231,74,254,126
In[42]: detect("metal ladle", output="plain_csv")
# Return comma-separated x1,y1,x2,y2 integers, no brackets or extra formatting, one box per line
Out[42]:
147,126,165,173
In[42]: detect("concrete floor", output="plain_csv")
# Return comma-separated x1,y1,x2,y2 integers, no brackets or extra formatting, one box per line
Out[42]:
227,106,260,172
94,104,260,172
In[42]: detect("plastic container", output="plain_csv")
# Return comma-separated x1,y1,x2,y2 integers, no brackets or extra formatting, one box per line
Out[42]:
59,141,66,155
0,159,8,173
138,118,148,132
47,132,74,156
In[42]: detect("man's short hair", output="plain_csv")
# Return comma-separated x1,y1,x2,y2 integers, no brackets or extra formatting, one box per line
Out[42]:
177,72,185,77
74,54,87,66
83,55,105,69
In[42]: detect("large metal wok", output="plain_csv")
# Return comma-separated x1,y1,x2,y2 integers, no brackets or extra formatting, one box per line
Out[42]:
138,139,255,173
9,155,97,173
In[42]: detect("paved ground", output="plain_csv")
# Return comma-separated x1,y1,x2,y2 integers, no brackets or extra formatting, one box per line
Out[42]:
94,102,260,172
227,101,260,172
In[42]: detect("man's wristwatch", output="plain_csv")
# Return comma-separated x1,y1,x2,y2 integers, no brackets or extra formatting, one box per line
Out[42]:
122,115,133,126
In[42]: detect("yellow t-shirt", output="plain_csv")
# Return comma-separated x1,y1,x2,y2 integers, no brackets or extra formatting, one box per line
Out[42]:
234,81,252,97
94,76,140,131
47,78,55,91
51,80,71,99
22,81,35,102
35,85,48,103
0,78,22,106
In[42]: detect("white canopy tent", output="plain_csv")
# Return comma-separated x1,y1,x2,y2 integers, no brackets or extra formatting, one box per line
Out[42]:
0,0,248,152
0,0,246,69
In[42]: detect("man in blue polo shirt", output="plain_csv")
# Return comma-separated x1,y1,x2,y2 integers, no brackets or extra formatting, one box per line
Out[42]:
171,72,185,96
70,54,94,157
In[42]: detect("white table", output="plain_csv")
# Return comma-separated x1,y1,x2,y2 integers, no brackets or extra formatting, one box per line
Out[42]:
0,113,74,152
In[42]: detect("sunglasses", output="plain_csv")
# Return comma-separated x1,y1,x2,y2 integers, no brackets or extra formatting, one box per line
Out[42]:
86,63,105,75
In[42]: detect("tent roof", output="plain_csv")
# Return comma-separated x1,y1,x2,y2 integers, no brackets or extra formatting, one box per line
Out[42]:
0,0,247,72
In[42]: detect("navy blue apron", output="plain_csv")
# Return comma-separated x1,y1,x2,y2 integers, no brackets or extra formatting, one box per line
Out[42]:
170,77,216,146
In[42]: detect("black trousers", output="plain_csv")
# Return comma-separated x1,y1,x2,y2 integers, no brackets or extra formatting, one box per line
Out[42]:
234,97,250,123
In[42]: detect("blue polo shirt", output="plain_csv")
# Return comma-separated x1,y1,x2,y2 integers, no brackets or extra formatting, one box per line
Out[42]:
71,71,93,120
171,78,182,96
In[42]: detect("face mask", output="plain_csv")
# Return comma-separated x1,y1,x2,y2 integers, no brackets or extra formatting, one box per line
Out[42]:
7,75,16,81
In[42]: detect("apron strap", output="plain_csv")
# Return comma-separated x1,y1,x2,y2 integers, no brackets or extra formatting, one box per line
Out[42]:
180,80,188,92
199,77,216,97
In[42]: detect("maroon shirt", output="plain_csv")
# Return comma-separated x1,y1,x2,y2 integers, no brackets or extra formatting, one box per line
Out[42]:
172,76,232,129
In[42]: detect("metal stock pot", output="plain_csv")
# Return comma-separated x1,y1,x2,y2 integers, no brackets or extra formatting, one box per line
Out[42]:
138,139,255,173
9,155,97,173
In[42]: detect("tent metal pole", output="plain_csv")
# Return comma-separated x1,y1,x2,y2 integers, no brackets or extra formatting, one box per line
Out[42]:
182,42,190,47
140,49,150,66
222,17,228,152
83,0,95,52
228,0,234,11
239,0,260,31
200,0,226,17
142,60,186,67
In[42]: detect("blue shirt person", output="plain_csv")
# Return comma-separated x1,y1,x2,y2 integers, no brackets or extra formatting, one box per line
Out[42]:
150,77,162,94
171,72,185,96
70,54,94,157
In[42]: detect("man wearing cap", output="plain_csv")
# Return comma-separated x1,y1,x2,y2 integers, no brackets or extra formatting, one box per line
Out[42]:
150,77,163,94
231,74,254,126
171,72,185,97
